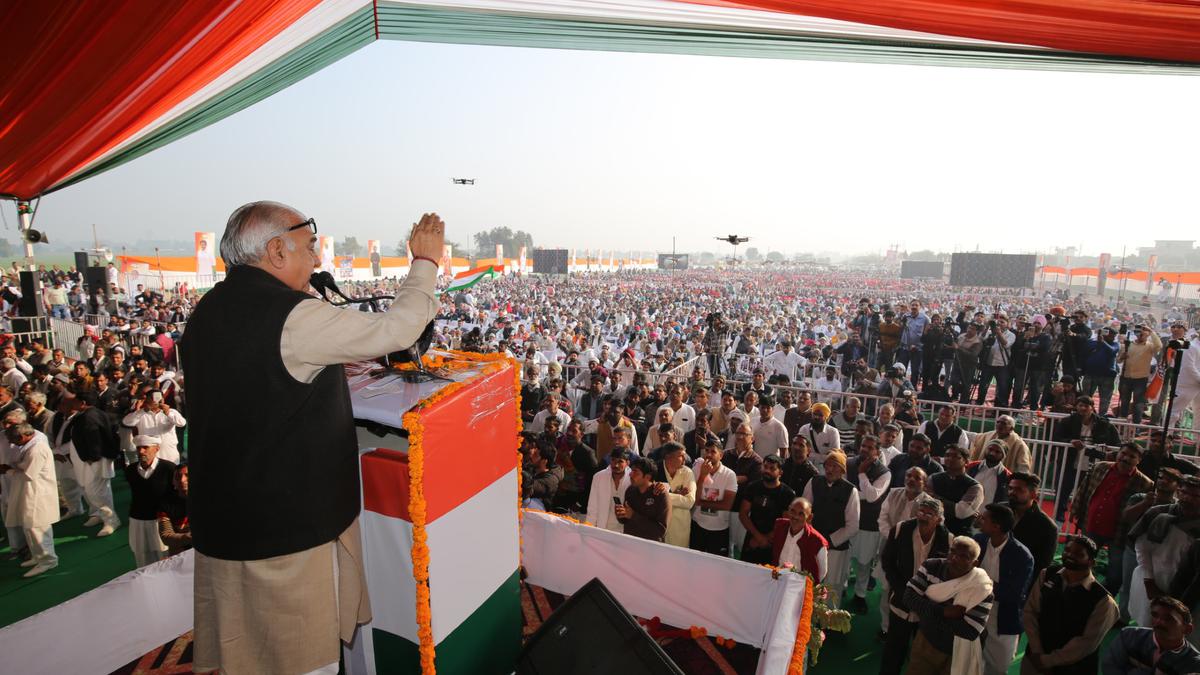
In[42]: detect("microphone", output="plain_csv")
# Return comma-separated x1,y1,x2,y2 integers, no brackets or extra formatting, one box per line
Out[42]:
310,271,352,303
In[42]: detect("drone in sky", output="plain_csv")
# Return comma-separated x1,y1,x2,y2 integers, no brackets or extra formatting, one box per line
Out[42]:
451,178,475,185
716,235,750,264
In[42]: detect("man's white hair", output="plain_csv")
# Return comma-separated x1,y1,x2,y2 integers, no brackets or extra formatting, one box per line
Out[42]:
219,201,301,266
951,535,981,559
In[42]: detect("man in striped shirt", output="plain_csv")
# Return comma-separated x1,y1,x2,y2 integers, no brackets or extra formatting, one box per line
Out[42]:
903,536,994,675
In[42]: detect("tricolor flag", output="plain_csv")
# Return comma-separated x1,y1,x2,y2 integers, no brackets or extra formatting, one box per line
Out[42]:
443,264,501,294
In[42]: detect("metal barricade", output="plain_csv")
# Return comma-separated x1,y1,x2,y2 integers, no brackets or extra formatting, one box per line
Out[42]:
5,315,57,350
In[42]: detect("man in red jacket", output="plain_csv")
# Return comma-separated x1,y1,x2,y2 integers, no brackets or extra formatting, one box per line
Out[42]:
771,497,828,581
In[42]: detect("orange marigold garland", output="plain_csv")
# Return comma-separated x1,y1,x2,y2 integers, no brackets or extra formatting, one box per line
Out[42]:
789,572,815,674
515,362,525,567
402,410,436,674
398,354,520,673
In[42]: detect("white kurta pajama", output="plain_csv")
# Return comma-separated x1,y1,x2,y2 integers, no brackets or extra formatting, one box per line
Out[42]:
3,432,61,568
51,415,86,517
121,408,186,464
69,442,120,529
128,458,169,568
0,436,27,552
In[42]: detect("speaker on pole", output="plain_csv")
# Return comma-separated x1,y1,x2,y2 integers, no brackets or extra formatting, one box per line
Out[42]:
74,251,90,275
517,578,684,675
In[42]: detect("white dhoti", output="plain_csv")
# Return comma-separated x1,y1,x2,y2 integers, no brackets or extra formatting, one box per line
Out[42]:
69,451,120,528
1128,565,1151,627
730,517,747,559
825,548,851,607
129,517,166,567
24,524,56,567
982,610,1019,675
1169,384,1200,426
849,530,881,597
54,455,85,516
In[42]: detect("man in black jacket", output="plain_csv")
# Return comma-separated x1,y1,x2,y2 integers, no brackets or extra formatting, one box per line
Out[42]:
68,390,121,537
124,434,176,567
879,495,951,675
1053,397,1122,521
1007,471,1059,589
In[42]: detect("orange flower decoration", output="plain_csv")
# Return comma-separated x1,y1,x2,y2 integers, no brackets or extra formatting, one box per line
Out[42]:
789,574,815,674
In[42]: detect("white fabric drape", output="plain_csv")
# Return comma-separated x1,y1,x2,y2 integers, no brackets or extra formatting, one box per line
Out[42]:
522,509,807,675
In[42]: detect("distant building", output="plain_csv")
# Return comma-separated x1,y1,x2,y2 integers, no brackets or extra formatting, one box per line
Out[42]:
1138,240,1196,267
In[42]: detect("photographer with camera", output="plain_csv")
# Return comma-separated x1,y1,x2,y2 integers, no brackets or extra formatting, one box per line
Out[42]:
1052,397,1122,523
1116,324,1162,423
1166,322,1199,428
1081,326,1121,417
975,315,1016,407
1063,310,1093,380
702,311,730,377
1016,319,1053,410
919,313,953,392
951,322,983,404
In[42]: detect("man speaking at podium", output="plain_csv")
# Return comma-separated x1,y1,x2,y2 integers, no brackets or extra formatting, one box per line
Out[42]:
182,202,444,675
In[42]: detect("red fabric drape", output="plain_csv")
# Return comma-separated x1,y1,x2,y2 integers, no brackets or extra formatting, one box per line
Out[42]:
0,0,324,200
679,0,1200,64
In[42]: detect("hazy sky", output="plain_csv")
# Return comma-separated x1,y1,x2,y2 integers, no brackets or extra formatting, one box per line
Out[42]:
23,40,1200,257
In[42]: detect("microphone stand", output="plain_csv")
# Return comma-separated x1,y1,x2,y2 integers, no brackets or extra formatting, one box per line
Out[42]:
310,272,447,383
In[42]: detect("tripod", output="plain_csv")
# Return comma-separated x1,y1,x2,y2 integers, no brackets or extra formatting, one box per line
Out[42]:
1160,339,1191,436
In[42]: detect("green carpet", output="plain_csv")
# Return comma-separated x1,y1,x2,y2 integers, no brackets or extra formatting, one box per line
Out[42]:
0,479,137,628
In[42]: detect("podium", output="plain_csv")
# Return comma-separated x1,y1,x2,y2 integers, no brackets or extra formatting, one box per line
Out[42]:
345,354,522,675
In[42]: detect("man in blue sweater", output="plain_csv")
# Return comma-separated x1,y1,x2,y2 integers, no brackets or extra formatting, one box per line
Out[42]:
974,503,1034,675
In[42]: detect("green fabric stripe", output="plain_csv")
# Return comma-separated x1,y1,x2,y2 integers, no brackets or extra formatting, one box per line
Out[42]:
374,3,1199,75
48,6,378,196
372,568,522,675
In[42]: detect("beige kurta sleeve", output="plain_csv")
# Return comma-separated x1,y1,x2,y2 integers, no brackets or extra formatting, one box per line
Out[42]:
280,260,439,383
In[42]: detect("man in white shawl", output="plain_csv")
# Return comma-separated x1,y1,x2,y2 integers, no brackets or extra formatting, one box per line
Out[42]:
904,536,994,675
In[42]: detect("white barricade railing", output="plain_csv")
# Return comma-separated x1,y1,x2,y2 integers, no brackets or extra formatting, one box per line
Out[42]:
521,510,807,675
0,551,194,675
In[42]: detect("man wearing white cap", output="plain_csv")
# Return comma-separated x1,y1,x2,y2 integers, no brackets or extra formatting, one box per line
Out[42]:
123,435,175,567
121,390,186,464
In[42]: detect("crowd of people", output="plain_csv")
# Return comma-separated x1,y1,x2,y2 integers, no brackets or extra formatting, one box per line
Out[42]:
0,324,190,578
4,262,1200,673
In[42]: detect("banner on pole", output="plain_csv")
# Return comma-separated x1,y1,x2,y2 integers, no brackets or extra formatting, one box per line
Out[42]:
194,232,216,277
367,239,382,277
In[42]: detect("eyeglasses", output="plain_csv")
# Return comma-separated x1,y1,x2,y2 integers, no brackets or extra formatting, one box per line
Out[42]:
287,218,317,234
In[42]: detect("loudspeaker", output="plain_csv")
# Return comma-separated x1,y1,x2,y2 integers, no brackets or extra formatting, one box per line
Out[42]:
84,266,107,293
74,251,90,274
517,578,684,675
17,271,38,317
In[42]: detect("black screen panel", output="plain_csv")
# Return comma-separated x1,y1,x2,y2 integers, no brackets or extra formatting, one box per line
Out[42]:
900,260,944,279
533,248,569,275
949,253,1036,288
657,254,689,270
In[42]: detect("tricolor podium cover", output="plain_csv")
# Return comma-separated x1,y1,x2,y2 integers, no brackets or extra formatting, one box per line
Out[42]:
349,358,522,675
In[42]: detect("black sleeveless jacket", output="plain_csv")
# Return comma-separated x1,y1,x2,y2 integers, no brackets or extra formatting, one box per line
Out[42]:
181,265,359,560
